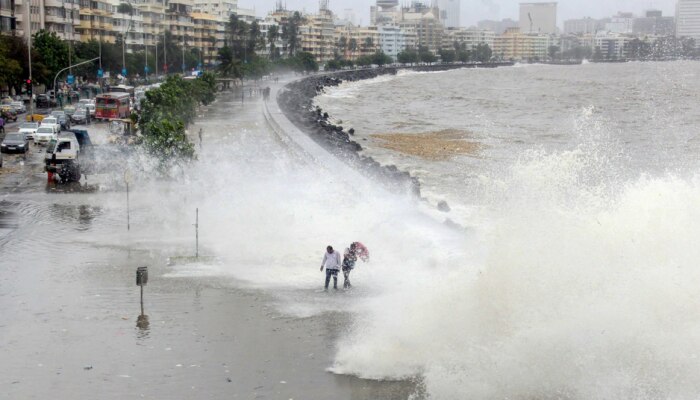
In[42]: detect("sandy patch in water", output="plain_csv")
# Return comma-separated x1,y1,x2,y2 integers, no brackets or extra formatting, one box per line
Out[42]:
370,129,480,161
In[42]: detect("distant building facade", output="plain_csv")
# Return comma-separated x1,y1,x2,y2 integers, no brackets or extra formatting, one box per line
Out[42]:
563,17,605,35
519,2,557,34
676,0,700,43
0,0,14,35
444,27,495,50
437,0,460,29
494,27,553,60
478,18,517,34
632,10,675,36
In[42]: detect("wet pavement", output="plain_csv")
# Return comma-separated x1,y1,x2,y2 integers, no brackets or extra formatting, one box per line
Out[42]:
0,89,416,399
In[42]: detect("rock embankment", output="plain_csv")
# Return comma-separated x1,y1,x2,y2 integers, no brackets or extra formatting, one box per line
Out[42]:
277,63,515,198
278,67,423,197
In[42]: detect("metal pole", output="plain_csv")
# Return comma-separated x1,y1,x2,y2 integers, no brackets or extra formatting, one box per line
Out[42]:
195,208,199,258
163,32,167,75
143,33,148,80
140,284,144,315
27,0,33,120
53,57,101,92
126,182,130,231
155,40,158,77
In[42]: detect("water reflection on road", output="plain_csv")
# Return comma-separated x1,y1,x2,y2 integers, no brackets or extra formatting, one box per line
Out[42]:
0,89,416,400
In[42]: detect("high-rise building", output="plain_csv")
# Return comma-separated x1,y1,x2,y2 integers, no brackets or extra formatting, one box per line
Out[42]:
563,17,602,35
632,10,675,36
0,0,15,35
437,0,460,28
519,2,557,34
371,0,400,26
477,18,517,34
677,0,700,43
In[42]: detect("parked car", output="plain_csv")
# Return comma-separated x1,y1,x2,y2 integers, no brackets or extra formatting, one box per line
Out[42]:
41,117,62,132
34,126,58,145
85,103,96,117
63,105,76,118
10,101,26,114
49,112,70,130
1,108,17,122
36,94,51,108
1,132,29,153
18,122,40,140
71,109,90,125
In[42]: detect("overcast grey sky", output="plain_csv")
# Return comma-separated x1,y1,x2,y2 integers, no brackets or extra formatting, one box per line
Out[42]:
238,0,678,27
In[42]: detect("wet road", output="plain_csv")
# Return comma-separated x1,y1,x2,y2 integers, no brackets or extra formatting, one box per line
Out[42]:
0,89,415,400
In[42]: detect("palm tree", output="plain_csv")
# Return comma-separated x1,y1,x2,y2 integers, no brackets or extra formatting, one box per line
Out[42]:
362,37,374,55
348,38,358,59
337,36,347,58
217,46,242,88
268,25,279,60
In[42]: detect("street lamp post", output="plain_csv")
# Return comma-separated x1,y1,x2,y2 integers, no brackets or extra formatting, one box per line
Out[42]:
54,57,101,93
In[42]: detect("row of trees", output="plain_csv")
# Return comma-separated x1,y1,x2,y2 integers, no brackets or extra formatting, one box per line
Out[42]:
548,37,699,61
138,73,217,164
0,30,205,94
216,12,318,82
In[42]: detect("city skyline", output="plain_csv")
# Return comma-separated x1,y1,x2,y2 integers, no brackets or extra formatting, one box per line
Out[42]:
238,0,678,27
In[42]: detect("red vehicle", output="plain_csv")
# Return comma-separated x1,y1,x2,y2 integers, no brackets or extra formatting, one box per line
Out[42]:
95,92,131,120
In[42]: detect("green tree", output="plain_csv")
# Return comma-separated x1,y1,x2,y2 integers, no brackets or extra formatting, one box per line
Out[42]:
0,38,23,93
362,37,374,53
472,43,493,62
32,30,70,87
267,25,280,60
397,48,418,64
439,49,456,63
348,38,358,58
418,46,436,63
217,46,243,82
548,45,560,60
281,11,303,56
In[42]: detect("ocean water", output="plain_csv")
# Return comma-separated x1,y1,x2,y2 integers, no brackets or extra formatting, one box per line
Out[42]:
314,62,700,399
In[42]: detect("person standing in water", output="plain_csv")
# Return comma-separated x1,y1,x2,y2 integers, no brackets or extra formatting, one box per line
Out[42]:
342,242,369,289
320,245,341,291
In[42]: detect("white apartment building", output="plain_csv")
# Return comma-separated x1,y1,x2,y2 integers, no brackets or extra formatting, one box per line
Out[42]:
677,0,700,43
15,0,80,40
519,2,557,34
193,0,236,19
592,32,632,58
444,28,495,50
378,25,407,60
605,12,634,34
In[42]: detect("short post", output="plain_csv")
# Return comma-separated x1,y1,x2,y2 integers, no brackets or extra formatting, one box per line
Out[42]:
124,170,131,231
136,266,148,316
195,208,199,259
126,182,130,231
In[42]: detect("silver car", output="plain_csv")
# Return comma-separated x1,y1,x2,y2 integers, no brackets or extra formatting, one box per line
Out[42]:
18,122,39,140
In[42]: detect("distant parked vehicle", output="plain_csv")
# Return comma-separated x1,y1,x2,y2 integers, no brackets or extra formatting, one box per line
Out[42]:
85,103,96,117
10,101,26,114
50,112,71,131
1,132,29,153
18,122,39,140
36,94,51,108
34,126,58,145
1,107,17,122
41,117,61,132
71,109,90,125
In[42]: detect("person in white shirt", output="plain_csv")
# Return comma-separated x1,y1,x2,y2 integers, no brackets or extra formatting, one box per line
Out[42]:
320,245,341,291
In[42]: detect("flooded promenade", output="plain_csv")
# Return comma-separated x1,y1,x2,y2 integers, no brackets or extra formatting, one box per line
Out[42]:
0,88,415,400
